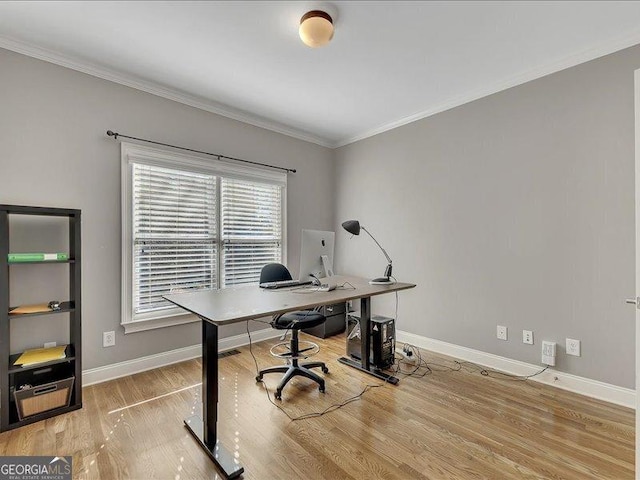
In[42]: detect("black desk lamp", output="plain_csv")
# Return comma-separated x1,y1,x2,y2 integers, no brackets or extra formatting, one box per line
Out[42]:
341,220,395,285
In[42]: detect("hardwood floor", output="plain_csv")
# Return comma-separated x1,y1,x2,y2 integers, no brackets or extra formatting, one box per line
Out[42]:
0,332,634,479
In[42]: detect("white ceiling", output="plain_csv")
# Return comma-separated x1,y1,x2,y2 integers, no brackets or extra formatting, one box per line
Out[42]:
2,1,640,148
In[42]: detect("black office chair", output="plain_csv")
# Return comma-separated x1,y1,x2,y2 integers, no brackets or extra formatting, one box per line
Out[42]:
256,263,329,400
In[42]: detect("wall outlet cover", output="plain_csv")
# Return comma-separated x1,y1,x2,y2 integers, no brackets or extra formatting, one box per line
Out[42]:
103,331,116,348
522,330,533,345
497,325,508,341
542,341,557,366
566,338,581,356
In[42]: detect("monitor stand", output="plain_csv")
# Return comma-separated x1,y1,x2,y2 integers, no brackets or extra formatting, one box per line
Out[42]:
321,254,334,276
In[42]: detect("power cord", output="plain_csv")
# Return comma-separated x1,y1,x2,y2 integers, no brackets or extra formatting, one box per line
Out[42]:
246,284,546,420
245,320,387,421
335,281,356,290
390,342,549,381
391,343,437,378
387,283,548,382
453,361,549,380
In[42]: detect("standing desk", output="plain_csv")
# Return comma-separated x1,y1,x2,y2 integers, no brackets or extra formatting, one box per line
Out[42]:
164,275,415,480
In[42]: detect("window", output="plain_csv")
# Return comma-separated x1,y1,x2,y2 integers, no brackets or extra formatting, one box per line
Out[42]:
121,143,286,333
132,164,218,314
221,178,283,287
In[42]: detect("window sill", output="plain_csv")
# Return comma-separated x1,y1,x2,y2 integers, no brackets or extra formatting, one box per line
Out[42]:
122,312,199,334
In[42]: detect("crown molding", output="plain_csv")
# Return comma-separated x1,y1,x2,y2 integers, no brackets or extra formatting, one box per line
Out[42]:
0,34,335,148
3,28,640,151
334,29,640,148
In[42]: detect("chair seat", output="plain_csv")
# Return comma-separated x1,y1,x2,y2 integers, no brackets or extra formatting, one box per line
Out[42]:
273,311,326,330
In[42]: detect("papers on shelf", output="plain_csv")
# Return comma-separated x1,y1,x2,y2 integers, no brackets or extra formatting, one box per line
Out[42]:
9,303,53,314
13,345,67,367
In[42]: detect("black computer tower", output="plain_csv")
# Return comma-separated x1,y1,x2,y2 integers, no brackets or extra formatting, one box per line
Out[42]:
346,314,395,369
371,316,395,369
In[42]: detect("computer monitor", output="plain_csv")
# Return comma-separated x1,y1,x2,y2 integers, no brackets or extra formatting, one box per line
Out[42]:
298,229,335,283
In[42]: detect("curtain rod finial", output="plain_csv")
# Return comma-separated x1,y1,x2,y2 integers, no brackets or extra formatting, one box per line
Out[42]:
106,130,118,139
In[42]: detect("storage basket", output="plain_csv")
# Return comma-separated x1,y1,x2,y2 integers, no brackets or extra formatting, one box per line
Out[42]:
14,377,74,420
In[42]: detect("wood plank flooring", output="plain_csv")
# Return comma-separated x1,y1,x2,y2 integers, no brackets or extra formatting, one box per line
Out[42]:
0,332,634,479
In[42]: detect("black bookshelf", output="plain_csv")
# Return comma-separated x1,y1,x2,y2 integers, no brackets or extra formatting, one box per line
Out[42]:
0,204,82,432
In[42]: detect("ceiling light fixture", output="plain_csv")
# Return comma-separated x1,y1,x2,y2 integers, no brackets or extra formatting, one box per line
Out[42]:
299,10,334,48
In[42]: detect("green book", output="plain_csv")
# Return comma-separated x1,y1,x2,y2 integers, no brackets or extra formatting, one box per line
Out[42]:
8,253,69,262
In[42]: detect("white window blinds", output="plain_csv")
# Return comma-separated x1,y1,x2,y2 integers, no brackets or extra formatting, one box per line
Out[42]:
132,164,217,315
221,178,282,287
123,142,287,332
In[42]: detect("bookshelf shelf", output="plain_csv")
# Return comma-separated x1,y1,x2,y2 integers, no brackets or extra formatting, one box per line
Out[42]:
8,259,76,265
8,301,75,318
0,204,82,432
8,345,76,374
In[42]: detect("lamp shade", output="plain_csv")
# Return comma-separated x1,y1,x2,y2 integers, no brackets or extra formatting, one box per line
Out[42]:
299,10,334,48
341,220,361,236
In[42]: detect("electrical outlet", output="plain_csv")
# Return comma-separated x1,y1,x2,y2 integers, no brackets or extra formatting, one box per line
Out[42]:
542,341,556,366
103,331,115,348
522,330,533,345
43,341,57,349
497,325,508,341
566,338,581,356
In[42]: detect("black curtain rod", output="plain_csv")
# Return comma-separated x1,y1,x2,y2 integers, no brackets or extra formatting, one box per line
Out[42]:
106,130,296,174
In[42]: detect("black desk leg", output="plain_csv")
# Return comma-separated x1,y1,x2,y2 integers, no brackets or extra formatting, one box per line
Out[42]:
184,319,244,480
338,296,399,385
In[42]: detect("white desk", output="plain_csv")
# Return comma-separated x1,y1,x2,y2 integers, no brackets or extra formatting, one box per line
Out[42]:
164,275,416,479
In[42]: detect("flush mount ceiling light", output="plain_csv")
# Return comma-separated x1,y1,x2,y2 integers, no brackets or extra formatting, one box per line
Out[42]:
299,10,334,48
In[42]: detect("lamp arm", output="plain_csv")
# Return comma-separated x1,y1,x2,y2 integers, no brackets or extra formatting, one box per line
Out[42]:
360,226,392,265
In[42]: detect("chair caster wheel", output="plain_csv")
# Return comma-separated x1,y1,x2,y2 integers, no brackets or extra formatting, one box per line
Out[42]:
255,375,263,382
275,390,282,400
322,366,329,374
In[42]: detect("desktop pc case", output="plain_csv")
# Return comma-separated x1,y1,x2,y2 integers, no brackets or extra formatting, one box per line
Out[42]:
346,314,395,369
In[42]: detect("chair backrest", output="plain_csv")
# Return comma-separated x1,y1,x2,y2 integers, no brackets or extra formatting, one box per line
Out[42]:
260,263,293,283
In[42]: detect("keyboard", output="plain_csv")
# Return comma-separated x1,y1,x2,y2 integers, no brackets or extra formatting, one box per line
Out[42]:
259,279,311,289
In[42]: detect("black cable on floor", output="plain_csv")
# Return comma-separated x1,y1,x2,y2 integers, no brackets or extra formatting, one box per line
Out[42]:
391,342,549,381
454,361,549,380
246,320,387,421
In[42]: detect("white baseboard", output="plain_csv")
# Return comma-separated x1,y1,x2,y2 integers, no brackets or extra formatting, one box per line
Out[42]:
396,330,635,409
82,327,279,386
84,327,635,409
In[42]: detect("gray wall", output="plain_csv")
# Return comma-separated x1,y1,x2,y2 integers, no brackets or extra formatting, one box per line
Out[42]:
335,44,640,389
0,48,335,369
2,41,638,388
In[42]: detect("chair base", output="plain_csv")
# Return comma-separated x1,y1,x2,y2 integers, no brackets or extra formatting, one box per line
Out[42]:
269,339,319,359
257,361,329,400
